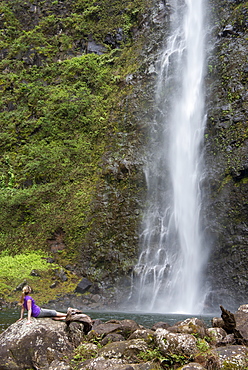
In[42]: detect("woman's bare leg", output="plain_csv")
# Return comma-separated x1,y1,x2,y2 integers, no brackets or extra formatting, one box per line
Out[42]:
56,311,67,317
52,311,67,320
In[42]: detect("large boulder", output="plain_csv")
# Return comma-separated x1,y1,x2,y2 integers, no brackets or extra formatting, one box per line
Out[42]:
77,339,150,370
167,318,207,338
88,319,140,341
77,358,156,370
234,304,248,344
66,307,93,334
128,328,155,344
154,328,198,357
0,318,73,370
180,364,207,370
211,305,248,344
216,345,248,369
74,278,93,294
206,327,227,344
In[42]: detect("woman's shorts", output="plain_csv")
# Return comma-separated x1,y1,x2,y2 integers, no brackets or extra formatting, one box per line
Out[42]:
38,308,57,317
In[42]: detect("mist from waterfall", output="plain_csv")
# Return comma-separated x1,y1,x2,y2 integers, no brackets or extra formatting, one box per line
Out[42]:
131,0,208,314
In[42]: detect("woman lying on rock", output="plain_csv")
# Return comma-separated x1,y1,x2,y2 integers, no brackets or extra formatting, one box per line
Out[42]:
17,285,67,324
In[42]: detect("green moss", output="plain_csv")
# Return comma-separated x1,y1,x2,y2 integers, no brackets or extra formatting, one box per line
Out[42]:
0,250,81,302
72,343,98,363
0,0,149,301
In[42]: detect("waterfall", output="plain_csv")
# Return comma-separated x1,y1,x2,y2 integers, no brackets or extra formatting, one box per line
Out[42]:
132,0,208,314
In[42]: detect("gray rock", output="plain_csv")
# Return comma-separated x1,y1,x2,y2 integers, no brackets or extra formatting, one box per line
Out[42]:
216,345,248,368
234,307,248,343
180,363,207,370
0,319,73,370
154,328,198,357
168,317,207,338
75,278,93,294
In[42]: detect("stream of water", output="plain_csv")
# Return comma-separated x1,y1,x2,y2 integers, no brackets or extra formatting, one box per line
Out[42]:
131,0,208,314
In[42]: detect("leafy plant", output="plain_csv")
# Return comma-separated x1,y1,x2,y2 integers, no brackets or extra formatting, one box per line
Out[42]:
72,343,98,362
196,338,210,352
161,353,189,368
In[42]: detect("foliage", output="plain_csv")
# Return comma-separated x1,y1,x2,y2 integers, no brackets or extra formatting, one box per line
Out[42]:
0,250,56,280
138,348,165,362
72,343,98,362
138,348,189,368
161,353,189,368
0,0,149,301
196,338,210,352
0,251,54,299
0,250,80,302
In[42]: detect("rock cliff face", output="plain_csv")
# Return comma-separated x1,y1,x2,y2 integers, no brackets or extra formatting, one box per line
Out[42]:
203,0,248,311
89,0,248,310
76,0,170,303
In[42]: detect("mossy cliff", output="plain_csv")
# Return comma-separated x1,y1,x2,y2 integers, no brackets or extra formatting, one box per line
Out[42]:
0,0,166,303
0,0,247,309
204,0,248,310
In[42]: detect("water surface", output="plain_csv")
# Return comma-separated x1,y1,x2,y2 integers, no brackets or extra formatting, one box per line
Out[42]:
0,309,214,334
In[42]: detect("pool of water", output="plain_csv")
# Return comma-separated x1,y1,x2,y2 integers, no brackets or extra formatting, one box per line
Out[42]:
0,308,214,334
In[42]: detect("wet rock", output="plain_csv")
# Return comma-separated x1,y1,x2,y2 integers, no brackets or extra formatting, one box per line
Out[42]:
212,317,225,329
66,321,86,347
100,333,126,346
221,333,236,345
50,282,58,288
167,317,207,338
66,307,93,334
220,305,236,333
55,268,68,282
216,345,248,368
48,360,71,370
98,338,149,363
238,304,248,313
88,322,123,339
87,39,107,55
75,278,93,294
213,305,248,344
207,327,227,344
194,350,221,370
88,319,140,341
0,319,73,370
30,269,41,277
1,310,248,370
180,363,207,370
234,306,248,344
151,321,170,330
128,328,155,344
221,24,234,37
77,358,129,370
154,328,198,357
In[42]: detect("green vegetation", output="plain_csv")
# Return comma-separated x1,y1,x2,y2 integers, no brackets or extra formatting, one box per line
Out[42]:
138,348,189,368
72,343,98,362
0,0,149,301
196,338,210,352
0,250,80,302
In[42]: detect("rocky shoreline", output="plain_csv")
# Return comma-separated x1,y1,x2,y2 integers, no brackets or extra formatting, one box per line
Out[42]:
0,304,247,370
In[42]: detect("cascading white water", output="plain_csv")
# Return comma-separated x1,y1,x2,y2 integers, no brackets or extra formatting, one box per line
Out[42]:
131,0,208,314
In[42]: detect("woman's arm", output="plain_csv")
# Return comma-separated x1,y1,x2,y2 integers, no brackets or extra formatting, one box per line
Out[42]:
26,299,32,324
17,305,25,321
